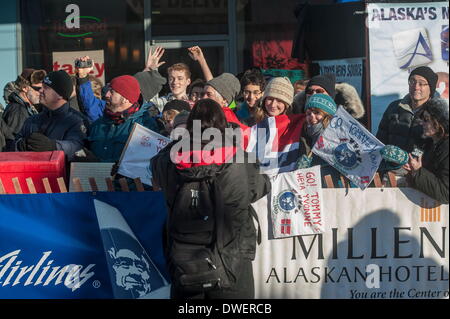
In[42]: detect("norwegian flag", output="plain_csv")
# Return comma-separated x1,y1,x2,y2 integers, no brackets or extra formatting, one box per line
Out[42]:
280,219,292,235
245,114,306,174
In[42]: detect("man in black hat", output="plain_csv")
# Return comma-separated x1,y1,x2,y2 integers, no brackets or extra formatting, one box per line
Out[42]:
376,66,438,154
14,70,89,161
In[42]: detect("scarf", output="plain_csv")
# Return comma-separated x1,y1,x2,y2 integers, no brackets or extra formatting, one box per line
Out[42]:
306,122,325,146
104,103,140,124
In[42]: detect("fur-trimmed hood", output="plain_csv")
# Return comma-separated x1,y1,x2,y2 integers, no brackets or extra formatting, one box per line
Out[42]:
292,82,365,119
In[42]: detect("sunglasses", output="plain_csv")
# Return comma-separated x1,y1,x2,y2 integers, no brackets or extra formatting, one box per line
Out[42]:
306,88,326,95
30,85,42,92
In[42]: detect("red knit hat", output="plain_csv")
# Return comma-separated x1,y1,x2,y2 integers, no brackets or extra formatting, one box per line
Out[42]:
110,75,141,104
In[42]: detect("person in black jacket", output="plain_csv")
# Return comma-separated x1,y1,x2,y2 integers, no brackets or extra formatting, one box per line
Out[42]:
151,99,270,299
2,69,46,150
403,98,449,204
15,70,89,162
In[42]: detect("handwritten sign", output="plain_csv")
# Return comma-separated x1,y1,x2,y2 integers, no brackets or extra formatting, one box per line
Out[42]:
118,124,171,186
312,106,384,190
265,165,324,238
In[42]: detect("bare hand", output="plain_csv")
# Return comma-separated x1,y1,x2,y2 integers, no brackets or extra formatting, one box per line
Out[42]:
144,46,165,71
75,56,94,78
403,154,422,172
188,46,205,62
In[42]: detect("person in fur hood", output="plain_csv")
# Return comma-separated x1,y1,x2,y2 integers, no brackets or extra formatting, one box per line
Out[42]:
292,74,365,120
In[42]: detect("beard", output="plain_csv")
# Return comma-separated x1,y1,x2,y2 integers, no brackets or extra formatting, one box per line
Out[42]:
106,96,126,112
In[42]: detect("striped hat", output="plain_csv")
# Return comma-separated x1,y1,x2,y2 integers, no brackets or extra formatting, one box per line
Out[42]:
262,77,294,107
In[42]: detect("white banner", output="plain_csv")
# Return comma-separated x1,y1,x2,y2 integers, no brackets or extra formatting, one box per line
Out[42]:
368,2,449,133
52,50,106,84
118,124,171,186
266,166,324,238
312,107,384,190
315,58,364,97
252,188,449,299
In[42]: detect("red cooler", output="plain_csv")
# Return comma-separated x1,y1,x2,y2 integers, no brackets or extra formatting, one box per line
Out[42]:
0,151,66,194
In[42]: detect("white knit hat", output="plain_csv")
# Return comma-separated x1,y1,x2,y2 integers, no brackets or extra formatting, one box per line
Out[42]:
262,77,294,107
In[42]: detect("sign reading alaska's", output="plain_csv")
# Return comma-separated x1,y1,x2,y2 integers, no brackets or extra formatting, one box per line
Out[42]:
367,2,449,134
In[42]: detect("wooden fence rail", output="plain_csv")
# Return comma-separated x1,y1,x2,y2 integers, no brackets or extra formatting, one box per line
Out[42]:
0,172,399,195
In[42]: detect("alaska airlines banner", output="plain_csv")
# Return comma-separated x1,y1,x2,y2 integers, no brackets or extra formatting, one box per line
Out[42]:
252,188,449,299
368,2,449,133
0,192,169,299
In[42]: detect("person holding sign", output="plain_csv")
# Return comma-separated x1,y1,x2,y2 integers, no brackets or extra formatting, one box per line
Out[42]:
299,94,343,186
87,75,159,163
403,98,449,204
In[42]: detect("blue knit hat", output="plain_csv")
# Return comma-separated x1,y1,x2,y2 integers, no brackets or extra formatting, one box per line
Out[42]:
305,93,337,115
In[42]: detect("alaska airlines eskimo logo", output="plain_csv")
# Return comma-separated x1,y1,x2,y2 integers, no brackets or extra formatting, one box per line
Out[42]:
274,190,299,214
0,250,95,291
333,138,362,170
102,228,166,299
108,247,152,297
392,28,433,69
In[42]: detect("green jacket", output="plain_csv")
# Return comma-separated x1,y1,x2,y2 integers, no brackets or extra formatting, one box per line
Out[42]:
88,103,159,162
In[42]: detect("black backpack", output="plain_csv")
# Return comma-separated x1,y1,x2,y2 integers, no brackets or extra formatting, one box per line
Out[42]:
166,174,240,294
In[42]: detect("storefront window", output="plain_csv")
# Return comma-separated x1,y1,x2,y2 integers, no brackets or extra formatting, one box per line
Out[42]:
20,0,145,83
236,0,305,76
151,0,228,36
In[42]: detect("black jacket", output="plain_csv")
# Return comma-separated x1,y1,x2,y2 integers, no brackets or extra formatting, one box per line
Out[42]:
151,136,271,261
409,137,449,204
2,92,38,136
376,94,428,153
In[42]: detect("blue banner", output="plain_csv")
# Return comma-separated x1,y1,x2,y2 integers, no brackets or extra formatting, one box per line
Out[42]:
0,191,169,299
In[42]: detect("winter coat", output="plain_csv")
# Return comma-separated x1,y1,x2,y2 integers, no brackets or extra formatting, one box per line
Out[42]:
77,77,106,123
292,82,365,120
0,117,14,151
151,134,271,261
409,137,449,204
376,94,427,153
15,103,89,161
88,103,159,162
2,92,38,136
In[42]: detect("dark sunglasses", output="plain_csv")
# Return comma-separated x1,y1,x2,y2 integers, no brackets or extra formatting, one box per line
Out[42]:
30,85,42,92
306,88,326,95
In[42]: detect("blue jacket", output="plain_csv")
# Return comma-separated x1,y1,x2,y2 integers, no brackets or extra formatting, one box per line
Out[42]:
88,103,159,162
78,80,106,122
15,103,89,161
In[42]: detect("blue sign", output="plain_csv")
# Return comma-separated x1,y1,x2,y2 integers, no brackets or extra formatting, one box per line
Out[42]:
0,192,169,299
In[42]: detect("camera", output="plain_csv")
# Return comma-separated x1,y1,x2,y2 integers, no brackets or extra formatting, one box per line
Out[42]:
75,59,93,68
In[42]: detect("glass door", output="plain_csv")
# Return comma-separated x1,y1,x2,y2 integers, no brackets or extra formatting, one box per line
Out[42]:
144,0,237,81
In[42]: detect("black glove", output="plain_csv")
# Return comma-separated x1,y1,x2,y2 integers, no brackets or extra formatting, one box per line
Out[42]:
25,132,57,152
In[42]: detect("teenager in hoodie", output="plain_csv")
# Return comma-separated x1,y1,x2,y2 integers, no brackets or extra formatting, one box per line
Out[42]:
151,98,270,299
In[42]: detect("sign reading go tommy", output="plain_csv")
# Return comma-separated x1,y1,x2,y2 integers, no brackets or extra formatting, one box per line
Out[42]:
252,188,449,299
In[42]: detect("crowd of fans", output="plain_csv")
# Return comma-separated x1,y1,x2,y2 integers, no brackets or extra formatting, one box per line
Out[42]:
0,46,448,299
